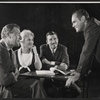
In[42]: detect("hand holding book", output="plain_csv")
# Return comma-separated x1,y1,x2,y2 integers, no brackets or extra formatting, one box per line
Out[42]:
50,66,70,75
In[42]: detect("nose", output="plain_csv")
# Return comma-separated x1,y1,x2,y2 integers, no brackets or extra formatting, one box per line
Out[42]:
72,23,74,28
18,35,22,40
52,39,56,44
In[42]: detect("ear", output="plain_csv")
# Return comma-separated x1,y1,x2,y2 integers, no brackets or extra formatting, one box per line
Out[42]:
81,16,85,22
8,33,11,39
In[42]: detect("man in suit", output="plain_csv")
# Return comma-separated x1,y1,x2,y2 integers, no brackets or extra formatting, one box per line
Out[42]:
40,31,69,71
66,9,100,93
0,23,46,98
40,31,71,97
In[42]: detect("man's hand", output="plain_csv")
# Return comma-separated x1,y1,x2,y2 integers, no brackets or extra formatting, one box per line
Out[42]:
58,63,68,71
70,70,77,75
15,68,19,77
12,68,19,81
50,61,55,65
11,72,18,82
65,72,80,87
50,67,57,72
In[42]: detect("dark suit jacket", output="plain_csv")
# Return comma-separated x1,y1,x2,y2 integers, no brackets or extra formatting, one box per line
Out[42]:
0,40,16,87
40,44,69,70
76,18,100,76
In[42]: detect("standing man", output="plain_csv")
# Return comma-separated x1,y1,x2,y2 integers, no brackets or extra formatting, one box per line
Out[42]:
0,23,46,98
66,9,100,91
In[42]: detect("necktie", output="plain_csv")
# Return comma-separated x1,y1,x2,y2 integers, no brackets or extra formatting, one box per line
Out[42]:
9,49,12,60
52,49,55,57
8,49,15,72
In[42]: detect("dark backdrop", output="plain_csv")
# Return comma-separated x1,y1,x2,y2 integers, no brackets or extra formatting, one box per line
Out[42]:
0,3,100,67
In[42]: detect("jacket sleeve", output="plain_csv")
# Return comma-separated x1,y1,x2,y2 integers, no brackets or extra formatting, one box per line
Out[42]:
0,47,16,87
60,46,70,67
40,45,45,60
77,24,100,76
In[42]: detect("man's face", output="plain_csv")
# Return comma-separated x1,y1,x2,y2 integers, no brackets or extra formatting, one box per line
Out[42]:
9,27,21,47
71,14,84,32
23,35,34,49
46,34,58,49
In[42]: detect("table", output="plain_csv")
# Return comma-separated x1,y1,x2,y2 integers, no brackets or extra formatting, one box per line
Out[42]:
20,70,82,96
20,71,69,81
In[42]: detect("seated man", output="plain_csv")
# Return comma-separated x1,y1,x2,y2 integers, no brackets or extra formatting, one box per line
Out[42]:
40,31,70,97
0,23,47,98
40,31,69,71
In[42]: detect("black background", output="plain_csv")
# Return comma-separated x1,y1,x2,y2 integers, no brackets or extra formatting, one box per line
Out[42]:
0,3,100,67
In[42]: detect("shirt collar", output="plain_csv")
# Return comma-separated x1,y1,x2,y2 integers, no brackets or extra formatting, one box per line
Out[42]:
50,46,57,53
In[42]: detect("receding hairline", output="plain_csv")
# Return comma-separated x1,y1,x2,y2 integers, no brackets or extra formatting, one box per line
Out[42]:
72,9,90,20
1,23,20,38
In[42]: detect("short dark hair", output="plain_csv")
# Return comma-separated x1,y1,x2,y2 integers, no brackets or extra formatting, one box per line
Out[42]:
46,31,58,40
1,23,20,38
72,9,90,20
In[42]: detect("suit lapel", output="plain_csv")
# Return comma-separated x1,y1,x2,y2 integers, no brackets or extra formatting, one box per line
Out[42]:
54,44,60,60
46,45,55,60
0,40,15,71
0,40,10,57
0,40,7,49
46,44,60,60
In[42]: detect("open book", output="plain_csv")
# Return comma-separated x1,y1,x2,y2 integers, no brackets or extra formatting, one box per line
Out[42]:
36,68,72,76
50,67,71,75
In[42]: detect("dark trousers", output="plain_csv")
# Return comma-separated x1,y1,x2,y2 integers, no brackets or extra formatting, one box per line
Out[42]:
86,58,100,98
43,79,69,98
43,79,80,98
11,78,47,98
43,79,63,98
0,86,12,98
0,77,47,98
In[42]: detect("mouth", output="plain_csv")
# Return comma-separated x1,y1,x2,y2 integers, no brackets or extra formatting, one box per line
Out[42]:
29,44,33,47
75,27,78,31
52,43,56,45
52,44,57,46
74,27,77,29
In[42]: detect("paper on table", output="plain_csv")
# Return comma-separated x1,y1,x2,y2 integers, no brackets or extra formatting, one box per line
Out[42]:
36,70,55,75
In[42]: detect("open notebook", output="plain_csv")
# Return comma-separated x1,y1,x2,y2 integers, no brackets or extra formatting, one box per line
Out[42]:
50,68,71,75
36,68,71,76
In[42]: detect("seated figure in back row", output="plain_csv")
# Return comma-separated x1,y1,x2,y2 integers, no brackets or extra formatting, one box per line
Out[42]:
14,29,47,98
15,29,42,73
40,31,69,71
40,31,70,97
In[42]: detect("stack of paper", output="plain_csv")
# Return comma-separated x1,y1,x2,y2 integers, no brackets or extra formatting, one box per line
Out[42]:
36,70,55,75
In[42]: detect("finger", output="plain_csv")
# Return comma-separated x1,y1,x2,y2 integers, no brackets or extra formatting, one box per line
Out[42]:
65,82,70,87
65,79,71,87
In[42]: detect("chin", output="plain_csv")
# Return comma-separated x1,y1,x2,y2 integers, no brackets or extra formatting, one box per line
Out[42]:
15,43,20,47
76,30,80,33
